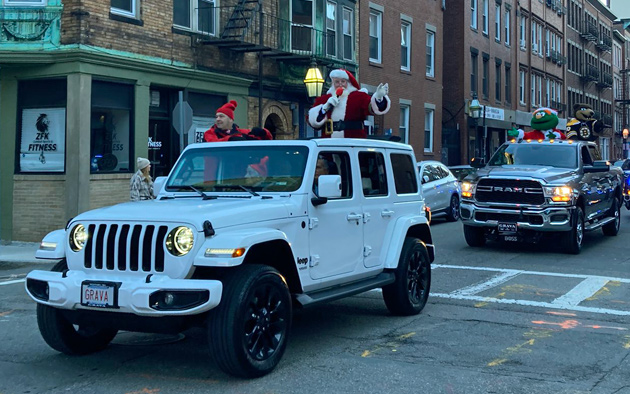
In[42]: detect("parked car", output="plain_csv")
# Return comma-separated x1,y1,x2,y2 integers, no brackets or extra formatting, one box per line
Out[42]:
417,160,461,221
613,159,630,210
448,165,478,182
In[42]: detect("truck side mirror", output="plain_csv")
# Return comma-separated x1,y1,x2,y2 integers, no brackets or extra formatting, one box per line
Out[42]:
470,157,485,168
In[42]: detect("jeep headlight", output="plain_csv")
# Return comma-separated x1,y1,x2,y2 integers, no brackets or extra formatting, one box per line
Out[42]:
165,226,194,256
69,224,87,252
461,182,476,198
544,186,573,202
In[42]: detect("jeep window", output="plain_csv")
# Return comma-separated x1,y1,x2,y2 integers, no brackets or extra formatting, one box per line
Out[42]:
166,146,309,192
488,143,578,169
587,145,602,161
316,151,353,198
391,153,418,194
581,146,593,165
359,151,388,196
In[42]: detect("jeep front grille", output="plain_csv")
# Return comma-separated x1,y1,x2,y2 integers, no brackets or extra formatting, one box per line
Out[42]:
84,224,169,273
476,179,544,205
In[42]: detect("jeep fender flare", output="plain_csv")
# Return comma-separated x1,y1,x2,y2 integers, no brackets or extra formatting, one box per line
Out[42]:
193,228,291,268
35,229,67,260
383,215,434,270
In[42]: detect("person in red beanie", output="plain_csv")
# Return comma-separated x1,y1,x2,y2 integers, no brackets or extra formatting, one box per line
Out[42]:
308,69,390,138
204,100,272,142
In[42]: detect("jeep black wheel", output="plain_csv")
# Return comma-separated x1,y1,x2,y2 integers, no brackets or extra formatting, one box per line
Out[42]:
382,237,431,316
463,225,486,247
563,206,584,254
36,260,118,355
602,197,621,236
445,195,460,222
208,265,291,378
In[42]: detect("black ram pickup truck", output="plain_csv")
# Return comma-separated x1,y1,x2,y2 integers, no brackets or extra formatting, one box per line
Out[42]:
460,139,623,254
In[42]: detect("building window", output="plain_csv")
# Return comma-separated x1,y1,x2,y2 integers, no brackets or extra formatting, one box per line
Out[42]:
424,108,434,152
482,0,489,34
495,4,500,41
111,0,137,18
471,0,478,29
531,20,537,54
504,7,510,45
342,7,353,60
401,21,411,71
519,15,526,48
482,57,489,99
495,63,501,101
326,1,336,57
505,64,511,103
90,81,134,174
471,53,478,95
519,69,525,104
17,79,67,173
369,9,382,63
3,0,46,5
174,0,215,35
291,0,314,52
400,105,410,144
426,30,435,77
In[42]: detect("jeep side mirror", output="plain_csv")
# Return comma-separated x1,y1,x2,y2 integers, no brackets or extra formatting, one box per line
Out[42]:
422,175,430,184
317,175,342,198
153,176,167,197
470,157,485,168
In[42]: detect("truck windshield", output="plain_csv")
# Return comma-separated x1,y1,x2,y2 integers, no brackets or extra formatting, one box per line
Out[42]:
165,145,309,193
488,143,578,169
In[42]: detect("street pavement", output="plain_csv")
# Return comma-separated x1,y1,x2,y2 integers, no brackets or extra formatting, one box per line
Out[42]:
0,241,42,265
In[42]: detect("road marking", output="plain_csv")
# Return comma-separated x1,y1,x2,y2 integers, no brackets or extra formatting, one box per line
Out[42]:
552,277,610,307
451,271,521,296
0,279,25,286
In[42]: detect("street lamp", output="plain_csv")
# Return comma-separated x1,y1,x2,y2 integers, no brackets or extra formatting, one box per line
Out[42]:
468,93,487,161
303,61,324,98
623,128,629,159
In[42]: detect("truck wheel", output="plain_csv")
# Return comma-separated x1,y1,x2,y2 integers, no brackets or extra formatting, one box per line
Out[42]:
463,225,486,247
36,260,118,355
207,265,292,378
445,195,460,222
382,237,431,316
602,197,621,236
563,207,584,254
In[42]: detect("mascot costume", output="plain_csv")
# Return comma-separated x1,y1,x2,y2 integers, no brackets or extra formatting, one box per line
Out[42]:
565,103,605,142
508,107,566,140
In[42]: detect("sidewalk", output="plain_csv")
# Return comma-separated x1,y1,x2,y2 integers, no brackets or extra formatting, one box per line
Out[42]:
0,241,43,265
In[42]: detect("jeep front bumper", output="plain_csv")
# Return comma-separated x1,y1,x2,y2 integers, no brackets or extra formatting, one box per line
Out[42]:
460,202,574,231
25,270,223,317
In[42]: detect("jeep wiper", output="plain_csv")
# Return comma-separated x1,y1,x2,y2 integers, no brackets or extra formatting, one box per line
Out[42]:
238,185,259,197
178,185,216,200
213,184,259,196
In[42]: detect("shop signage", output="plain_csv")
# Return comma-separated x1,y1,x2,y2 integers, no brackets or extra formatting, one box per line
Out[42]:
19,108,66,172
482,106,505,121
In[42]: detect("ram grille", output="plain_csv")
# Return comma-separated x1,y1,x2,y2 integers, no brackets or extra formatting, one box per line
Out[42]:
475,179,545,205
84,224,169,273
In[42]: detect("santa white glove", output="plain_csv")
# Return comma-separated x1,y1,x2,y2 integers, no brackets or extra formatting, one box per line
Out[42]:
373,83,389,101
322,96,339,112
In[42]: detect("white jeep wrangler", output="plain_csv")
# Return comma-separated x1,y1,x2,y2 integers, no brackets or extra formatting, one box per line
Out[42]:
26,138,434,378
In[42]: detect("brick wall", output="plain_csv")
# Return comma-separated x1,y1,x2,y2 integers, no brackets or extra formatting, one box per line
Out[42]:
89,174,133,209
13,176,67,242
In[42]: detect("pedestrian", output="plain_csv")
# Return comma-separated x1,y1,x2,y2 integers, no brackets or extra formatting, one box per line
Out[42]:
130,157,154,201
204,100,272,142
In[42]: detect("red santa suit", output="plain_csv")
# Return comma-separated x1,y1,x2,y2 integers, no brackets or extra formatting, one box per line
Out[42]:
308,69,390,138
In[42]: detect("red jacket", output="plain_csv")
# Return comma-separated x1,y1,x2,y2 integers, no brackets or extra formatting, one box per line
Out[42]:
203,125,272,142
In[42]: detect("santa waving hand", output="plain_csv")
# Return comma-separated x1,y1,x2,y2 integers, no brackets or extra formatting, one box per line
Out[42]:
308,69,391,138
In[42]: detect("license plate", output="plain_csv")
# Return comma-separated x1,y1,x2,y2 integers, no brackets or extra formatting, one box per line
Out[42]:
504,235,519,242
81,281,119,308
498,222,517,233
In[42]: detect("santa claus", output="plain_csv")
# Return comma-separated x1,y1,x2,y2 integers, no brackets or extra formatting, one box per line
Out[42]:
308,69,390,138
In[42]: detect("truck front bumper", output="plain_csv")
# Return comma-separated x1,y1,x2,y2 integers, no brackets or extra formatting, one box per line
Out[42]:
25,270,223,317
460,202,574,232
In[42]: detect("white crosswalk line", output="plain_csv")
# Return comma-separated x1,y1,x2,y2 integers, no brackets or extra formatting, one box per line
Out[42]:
552,277,610,308
451,271,521,296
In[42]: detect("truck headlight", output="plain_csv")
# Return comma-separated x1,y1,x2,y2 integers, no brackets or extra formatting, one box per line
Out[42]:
544,186,573,202
461,182,476,198
69,224,87,252
165,226,194,256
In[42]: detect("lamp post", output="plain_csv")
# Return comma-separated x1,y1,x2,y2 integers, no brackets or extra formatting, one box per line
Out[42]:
468,94,487,161
623,128,629,159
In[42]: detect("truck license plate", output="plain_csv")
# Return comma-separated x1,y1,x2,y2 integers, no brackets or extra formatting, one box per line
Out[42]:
498,222,517,233
81,281,118,308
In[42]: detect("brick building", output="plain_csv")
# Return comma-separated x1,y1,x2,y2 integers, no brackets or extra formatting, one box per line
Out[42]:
360,1,444,162
613,20,630,159
0,0,358,242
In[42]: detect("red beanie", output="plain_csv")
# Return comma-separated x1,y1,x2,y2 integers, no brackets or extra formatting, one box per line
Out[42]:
216,100,238,120
329,69,360,89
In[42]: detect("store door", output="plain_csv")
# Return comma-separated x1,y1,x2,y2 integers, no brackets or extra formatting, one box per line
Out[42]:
148,119,180,177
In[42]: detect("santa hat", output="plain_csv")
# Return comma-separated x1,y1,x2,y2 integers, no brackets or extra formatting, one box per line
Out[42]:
216,100,238,120
329,69,360,90
137,157,150,170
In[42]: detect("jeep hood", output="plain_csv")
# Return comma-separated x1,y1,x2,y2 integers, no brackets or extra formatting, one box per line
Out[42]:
475,166,576,184
72,197,299,231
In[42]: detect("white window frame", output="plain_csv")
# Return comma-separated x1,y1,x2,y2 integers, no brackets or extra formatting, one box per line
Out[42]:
531,20,537,53
173,0,217,35
520,15,526,49
326,1,337,57
482,0,489,34
519,70,526,104
401,21,411,71
426,29,435,77
111,0,138,18
342,6,353,61
399,103,410,144
504,7,510,46
495,4,501,41
369,8,382,63
471,0,478,29
3,0,46,5
424,105,435,153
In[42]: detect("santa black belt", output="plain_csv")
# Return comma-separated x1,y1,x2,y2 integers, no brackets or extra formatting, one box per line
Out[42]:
331,121,363,131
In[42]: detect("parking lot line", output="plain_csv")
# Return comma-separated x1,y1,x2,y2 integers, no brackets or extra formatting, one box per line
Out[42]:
451,271,521,296
0,279,25,286
551,277,610,308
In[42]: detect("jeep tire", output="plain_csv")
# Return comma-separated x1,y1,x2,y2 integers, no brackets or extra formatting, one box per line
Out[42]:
382,237,431,316
602,197,621,236
36,259,118,355
208,265,291,378
463,225,486,247
445,195,460,222
563,206,584,254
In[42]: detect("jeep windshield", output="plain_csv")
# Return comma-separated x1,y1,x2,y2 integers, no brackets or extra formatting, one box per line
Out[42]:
165,145,309,193
488,143,578,169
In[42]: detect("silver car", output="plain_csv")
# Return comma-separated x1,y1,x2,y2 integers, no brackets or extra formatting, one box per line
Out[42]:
417,160,461,221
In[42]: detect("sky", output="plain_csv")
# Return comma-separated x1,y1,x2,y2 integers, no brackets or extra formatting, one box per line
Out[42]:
605,0,630,19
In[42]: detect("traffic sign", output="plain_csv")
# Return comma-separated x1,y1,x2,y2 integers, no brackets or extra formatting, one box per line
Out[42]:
172,101,193,135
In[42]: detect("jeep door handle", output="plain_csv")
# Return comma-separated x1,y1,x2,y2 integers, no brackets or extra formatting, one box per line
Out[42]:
381,209,395,217
347,213,363,222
